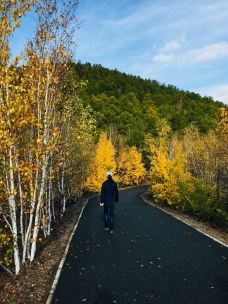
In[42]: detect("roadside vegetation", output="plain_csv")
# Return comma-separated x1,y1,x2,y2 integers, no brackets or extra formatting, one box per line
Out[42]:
0,0,94,275
0,0,227,279
146,113,228,226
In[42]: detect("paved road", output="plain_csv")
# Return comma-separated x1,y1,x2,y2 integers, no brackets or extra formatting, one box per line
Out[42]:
52,187,228,304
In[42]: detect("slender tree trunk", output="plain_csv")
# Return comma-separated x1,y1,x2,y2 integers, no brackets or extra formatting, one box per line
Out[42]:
30,156,47,262
30,73,51,261
15,154,25,247
51,181,56,223
61,161,66,216
47,179,52,236
22,162,39,263
8,147,21,274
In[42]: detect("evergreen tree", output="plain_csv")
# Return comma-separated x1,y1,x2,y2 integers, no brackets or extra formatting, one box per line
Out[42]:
71,62,224,147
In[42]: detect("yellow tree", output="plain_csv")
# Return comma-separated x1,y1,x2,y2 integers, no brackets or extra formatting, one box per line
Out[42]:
57,79,96,202
217,107,228,168
25,0,80,262
150,138,193,207
0,0,81,273
148,120,193,208
0,0,34,275
118,146,146,186
85,132,116,192
216,107,228,201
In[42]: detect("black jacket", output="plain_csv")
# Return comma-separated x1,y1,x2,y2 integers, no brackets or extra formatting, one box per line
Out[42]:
100,178,119,204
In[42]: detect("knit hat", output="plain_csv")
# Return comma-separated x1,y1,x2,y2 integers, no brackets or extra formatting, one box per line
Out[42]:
106,171,112,177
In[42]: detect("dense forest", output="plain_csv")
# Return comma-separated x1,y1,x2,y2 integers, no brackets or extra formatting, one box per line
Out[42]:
72,62,224,146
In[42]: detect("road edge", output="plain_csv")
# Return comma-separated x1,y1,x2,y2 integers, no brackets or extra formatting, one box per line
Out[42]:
46,194,98,304
140,192,228,248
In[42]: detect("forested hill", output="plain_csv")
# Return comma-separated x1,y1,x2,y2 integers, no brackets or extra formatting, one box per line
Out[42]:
72,62,224,146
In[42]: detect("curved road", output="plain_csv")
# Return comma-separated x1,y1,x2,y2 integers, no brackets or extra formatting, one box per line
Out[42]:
52,187,228,304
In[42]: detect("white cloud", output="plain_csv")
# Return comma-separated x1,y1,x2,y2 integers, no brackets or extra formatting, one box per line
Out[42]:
153,54,175,63
151,38,184,63
188,42,228,62
160,40,182,52
152,42,228,64
197,84,228,104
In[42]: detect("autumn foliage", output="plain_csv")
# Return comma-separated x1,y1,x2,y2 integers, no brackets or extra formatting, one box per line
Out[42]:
117,146,146,186
0,0,95,275
147,114,228,225
85,132,117,192
84,132,146,192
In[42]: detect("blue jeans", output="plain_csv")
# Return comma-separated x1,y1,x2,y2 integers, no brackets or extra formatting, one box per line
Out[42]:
104,203,115,230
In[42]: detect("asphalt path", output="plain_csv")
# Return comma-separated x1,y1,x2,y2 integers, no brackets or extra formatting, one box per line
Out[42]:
52,186,228,304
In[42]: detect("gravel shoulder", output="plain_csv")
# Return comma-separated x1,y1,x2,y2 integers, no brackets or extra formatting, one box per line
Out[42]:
141,191,228,247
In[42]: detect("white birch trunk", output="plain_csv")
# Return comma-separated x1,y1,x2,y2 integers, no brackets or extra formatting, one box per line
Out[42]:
62,168,66,216
8,147,21,274
15,154,25,246
51,181,56,223
30,156,47,262
60,161,66,217
47,179,52,236
30,72,50,261
22,167,39,263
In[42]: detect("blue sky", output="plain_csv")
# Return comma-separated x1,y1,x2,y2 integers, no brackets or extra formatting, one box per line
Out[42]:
12,0,228,103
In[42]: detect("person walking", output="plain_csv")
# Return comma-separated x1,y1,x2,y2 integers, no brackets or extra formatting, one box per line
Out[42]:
100,171,119,234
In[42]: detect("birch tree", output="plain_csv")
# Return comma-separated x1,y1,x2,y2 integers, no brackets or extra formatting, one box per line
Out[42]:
0,0,34,275
0,0,82,274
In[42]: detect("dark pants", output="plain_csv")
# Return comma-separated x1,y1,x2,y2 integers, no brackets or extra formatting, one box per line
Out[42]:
104,202,115,230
